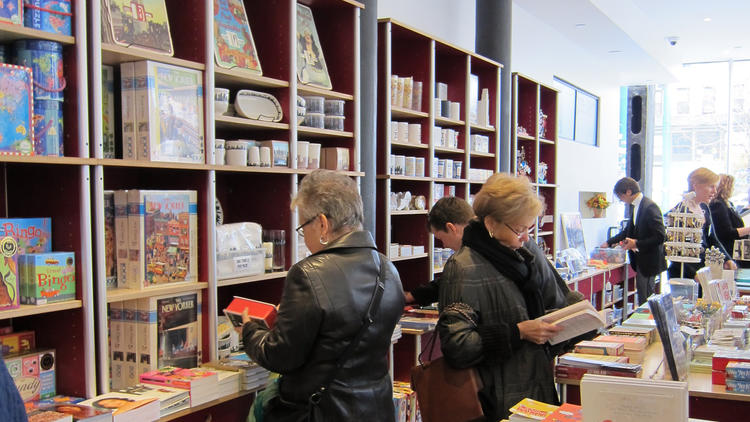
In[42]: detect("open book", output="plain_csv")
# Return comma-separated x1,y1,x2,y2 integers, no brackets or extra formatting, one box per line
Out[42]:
537,300,605,345
224,296,277,329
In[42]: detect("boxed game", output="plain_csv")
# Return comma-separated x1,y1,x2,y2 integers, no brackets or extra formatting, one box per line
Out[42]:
4,349,56,402
0,330,35,355
20,252,75,305
0,218,52,310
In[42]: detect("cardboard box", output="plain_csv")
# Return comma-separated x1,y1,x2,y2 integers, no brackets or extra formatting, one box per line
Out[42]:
260,140,289,167
322,147,349,171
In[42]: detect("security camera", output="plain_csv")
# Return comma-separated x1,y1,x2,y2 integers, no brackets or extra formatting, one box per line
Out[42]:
666,36,679,46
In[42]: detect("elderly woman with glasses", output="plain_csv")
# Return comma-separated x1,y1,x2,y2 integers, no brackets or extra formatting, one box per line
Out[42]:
437,173,581,420
241,170,404,421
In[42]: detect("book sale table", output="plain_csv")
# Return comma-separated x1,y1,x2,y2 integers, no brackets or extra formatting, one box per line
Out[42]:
557,342,750,421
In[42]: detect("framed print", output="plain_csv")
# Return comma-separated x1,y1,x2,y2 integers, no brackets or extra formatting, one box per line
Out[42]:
560,212,587,260
296,4,332,90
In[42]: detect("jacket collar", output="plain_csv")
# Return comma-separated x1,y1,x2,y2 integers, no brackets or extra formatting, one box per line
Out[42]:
312,230,377,255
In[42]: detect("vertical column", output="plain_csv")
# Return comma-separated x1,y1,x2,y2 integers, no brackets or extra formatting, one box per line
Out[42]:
360,0,378,233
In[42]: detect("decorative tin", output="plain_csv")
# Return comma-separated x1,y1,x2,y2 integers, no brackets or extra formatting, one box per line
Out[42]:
13,39,65,101
0,63,34,156
33,99,63,156
23,0,72,36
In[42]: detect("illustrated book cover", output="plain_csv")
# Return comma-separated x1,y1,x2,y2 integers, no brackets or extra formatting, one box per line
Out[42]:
0,63,34,156
114,383,189,417
296,4,332,90
134,61,205,163
223,296,277,329
537,299,604,345
79,392,160,422
139,366,217,391
213,0,262,74
104,0,174,56
648,292,689,381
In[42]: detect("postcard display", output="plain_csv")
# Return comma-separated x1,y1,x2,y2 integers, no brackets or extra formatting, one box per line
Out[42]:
83,2,364,414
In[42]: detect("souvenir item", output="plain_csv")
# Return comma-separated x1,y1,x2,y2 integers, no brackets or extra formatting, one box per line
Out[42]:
213,0,262,73
0,0,21,24
234,89,283,122
13,39,65,101
296,4,332,89
0,64,33,156
24,0,72,36
104,0,174,56
33,99,63,156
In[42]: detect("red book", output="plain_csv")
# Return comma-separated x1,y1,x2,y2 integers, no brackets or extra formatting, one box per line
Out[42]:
542,403,582,422
224,296,277,329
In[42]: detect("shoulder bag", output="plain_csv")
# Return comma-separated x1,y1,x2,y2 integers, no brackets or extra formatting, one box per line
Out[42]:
410,303,484,422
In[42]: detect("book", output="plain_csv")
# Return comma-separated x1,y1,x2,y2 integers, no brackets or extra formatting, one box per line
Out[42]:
113,190,129,289
508,398,558,420
109,302,125,390
113,384,189,417
537,300,605,345
0,330,35,355
0,63,34,156
26,410,73,422
134,61,205,163
119,63,137,160
606,324,655,344
122,299,139,387
224,296,277,328
593,334,647,351
296,4,332,89
580,374,688,421
103,0,174,56
102,66,116,159
648,292,689,381
213,0,262,73
20,252,76,305
139,366,218,406
33,403,112,422
540,402,581,422
572,340,624,356
104,191,116,289
79,393,160,422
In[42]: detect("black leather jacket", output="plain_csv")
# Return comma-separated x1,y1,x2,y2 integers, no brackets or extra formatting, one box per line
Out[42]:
243,231,404,421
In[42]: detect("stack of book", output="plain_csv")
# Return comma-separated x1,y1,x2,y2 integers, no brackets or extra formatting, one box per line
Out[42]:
399,313,438,331
621,304,656,328
725,361,750,393
203,352,271,391
607,324,656,345
555,353,641,381
213,368,241,398
79,393,160,422
140,367,219,407
711,350,750,385
112,384,190,417
709,327,749,348
392,381,419,422
593,334,647,364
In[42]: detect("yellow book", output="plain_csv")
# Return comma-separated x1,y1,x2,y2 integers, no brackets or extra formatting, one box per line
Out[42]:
508,397,559,420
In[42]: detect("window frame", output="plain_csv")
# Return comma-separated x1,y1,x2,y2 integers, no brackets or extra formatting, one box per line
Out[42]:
553,76,600,146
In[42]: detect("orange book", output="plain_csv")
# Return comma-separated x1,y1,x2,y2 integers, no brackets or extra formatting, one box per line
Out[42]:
224,296,277,328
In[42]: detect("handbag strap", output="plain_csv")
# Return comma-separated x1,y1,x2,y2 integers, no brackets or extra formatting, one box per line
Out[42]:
310,251,387,404
419,302,476,365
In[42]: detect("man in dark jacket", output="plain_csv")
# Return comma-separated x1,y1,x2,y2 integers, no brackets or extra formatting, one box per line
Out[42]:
602,177,666,305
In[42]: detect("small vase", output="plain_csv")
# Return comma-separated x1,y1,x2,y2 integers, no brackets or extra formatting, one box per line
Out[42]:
702,314,715,343
592,208,604,218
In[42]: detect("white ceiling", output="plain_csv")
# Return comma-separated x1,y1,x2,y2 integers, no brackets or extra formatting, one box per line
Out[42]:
515,0,750,85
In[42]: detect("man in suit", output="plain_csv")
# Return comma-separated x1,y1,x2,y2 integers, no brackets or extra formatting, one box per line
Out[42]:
601,177,667,305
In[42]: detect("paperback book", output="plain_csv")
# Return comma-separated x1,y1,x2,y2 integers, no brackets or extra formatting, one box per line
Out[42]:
102,65,116,159
213,0,262,73
114,383,190,417
223,296,277,328
80,392,160,422
537,300,605,345
104,191,116,289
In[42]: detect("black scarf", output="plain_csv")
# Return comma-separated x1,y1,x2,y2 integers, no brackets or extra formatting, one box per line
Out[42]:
462,220,545,319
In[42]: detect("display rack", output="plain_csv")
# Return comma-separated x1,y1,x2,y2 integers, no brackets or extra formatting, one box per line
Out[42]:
376,18,502,382
512,73,558,259
566,264,637,326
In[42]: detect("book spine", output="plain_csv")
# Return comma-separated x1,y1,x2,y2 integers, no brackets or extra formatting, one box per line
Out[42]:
189,190,198,282
127,189,145,289
19,255,28,305
123,299,139,387
134,60,151,161
102,65,116,159
104,190,116,289
114,190,129,289
110,301,125,391
137,297,157,376
555,365,640,380
120,62,137,160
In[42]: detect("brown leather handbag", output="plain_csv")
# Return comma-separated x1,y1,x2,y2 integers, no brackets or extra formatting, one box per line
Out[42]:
410,306,484,422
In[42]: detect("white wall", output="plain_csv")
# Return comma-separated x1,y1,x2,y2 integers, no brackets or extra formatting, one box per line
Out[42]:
376,1,627,254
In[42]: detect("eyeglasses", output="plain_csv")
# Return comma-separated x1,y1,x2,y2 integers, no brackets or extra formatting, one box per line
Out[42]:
295,215,319,237
504,223,534,239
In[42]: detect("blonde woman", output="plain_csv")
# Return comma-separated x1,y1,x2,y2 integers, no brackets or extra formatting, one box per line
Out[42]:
710,174,750,268
437,173,579,420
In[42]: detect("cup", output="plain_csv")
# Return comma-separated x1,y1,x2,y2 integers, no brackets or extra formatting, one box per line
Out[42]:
308,143,321,169
214,138,225,165
263,230,286,271
262,241,274,273
225,140,248,166
297,141,309,169
248,146,260,166
215,87,230,116
260,146,271,167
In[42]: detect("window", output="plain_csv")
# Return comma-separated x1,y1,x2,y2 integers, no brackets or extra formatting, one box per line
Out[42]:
702,87,716,114
553,77,599,146
676,88,690,114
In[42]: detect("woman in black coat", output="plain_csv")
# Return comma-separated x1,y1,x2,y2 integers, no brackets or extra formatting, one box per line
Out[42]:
710,174,750,268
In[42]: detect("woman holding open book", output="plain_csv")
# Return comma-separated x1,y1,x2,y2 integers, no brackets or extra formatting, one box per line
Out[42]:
241,170,404,421
437,173,579,420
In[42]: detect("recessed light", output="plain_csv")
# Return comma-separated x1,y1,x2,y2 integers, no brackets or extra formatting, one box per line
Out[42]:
608,50,622,54
575,23,586,28
704,17,711,22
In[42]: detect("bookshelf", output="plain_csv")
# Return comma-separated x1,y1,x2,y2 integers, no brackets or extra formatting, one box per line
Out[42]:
85,0,362,402
512,73,558,260
0,0,96,400
376,18,501,382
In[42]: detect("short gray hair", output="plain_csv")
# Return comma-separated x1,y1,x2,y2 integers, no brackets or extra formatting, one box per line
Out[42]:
291,170,363,232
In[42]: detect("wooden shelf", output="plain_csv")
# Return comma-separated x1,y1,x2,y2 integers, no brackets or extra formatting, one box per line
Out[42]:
433,177,467,183
434,146,465,154
97,158,211,171
434,116,465,127
538,230,554,236
0,156,93,166
160,390,258,422
391,106,428,119
297,126,354,138
379,174,432,182
106,282,209,303
218,271,288,287
297,85,353,101
101,43,205,70
0,22,75,44
516,133,535,142
213,165,296,174
296,169,364,177
391,141,429,150
391,253,429,262
469,123,496,133
0,300,82,320
215,115,289,131
539,138,555,145
469,151,495,158
214,67,288,89
391,209,429,215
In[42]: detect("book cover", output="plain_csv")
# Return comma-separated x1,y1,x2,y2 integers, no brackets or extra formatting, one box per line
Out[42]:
508,398,558,420
113,190,129,289
119,63,137,160
104,191,116,289
145,292,201,369
26,409,72,422
139,366,217,390
79,393,159,421
213,0,262,73
573,340,623,356
648,292,689,381
138,61,205,163
0,218,52,310
296,4,332,90
0,0,22,25
105,0,174,56
34,403,112,422
594,334,647,351
541,402,582,422
114,383,189,417
102,66,116,159
0,63,34,156
537,300,605,345
21,252,76,305
0,330,35,355
223,296,277,329
109,302,125,391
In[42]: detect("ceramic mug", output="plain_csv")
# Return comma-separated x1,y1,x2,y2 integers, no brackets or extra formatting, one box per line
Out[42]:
215,88,230,116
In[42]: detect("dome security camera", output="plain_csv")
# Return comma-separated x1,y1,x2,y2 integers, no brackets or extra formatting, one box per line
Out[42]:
666,36,679,46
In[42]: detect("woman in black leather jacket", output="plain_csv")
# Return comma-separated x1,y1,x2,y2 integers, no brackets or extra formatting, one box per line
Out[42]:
241,170,405,421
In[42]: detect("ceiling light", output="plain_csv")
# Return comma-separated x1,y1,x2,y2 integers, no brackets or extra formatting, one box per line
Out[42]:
703,17,711,22
608,50,622,54
575,23,586,28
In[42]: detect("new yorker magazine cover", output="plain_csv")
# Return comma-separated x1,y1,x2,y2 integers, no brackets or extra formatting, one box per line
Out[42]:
0,64,34,156
296,4,332,90
144,191,197,285
156,293,200,368
213,0,262,74
106,0,174,56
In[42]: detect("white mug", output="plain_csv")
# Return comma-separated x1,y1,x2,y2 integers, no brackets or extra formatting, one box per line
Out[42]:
260,146,272,167
226,149,247,166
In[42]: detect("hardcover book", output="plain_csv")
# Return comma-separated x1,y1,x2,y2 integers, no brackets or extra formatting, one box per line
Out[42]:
134,61,205,163
213,0,262,73
296,4,332,90
20,252,76,305
0,64,34,156
104,0,174,56
223,296,277,329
